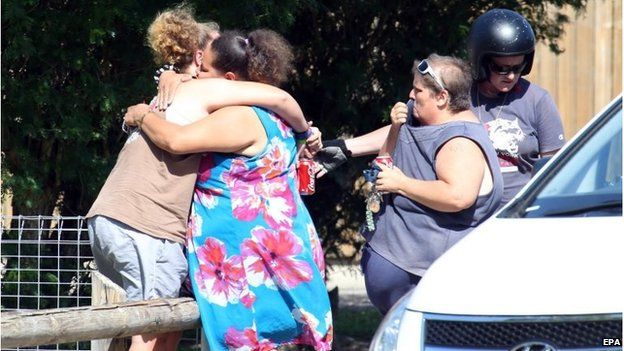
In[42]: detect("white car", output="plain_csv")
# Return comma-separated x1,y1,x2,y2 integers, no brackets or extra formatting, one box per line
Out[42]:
370,95,623,351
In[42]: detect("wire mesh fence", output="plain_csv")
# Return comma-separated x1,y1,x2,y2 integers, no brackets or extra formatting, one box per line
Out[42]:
0,215,202,351
1,215,92,351
1,216,93,313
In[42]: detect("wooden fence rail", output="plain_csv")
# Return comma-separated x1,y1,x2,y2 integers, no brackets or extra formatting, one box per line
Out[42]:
0,298,200,348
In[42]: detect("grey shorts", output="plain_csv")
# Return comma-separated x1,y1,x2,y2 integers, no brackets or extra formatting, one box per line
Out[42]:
87,215,187,301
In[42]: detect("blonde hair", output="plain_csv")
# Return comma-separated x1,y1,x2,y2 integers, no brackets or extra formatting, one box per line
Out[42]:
147,5,219,68
198,21,220,46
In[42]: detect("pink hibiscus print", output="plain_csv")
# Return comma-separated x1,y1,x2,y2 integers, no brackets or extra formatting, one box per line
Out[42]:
224,159,296,230
256,138,290,179
197,154,215,184
241,226,313,289
194,238,255,307
222,159,254,186
186,206,203,253
268,112,293,139
287,162,297,180
225,326,276,351
293,309,333,351
193,154,224,209
308,224,326,279
193,187,223,210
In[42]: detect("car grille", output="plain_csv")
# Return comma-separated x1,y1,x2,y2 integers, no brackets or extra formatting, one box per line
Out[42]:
424,314,622,349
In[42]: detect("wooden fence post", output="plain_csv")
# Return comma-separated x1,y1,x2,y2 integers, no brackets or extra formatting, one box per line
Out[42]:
1,298,200,348
91,271,128,351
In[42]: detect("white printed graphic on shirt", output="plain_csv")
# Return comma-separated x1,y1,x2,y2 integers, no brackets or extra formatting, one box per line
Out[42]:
484,118,525,173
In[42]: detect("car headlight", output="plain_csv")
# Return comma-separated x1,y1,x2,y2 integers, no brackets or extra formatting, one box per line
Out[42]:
369,289,423,351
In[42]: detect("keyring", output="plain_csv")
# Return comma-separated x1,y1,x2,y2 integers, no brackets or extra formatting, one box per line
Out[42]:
122,121,137,135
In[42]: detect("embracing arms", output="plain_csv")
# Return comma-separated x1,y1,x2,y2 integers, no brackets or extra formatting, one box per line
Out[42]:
183,78,310,132
157,73,311,133
124,104,264,155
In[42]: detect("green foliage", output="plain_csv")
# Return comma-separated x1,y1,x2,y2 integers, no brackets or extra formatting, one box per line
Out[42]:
283,0,587,260
334,307,383,341
1,0,167,214
2,0,587,257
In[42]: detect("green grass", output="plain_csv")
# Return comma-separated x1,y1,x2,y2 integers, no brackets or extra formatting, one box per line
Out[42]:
334,307,383,341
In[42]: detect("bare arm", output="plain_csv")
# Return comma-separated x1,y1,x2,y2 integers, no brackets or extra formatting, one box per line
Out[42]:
375,137,486,212
124,104,263,155
179,78,309,133
345,125,391,156
379,102,407,156
380,125,401,157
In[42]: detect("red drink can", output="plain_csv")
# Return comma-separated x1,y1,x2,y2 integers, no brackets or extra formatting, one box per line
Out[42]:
297,158,316,195
373,155,393,168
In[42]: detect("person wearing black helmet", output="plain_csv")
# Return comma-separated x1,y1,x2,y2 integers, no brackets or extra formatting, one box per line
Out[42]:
316,9,565,206
467,8,565,205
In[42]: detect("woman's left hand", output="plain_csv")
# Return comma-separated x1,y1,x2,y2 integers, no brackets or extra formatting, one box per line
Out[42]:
123,103,151,127
375,163,407,194
305,126,323,154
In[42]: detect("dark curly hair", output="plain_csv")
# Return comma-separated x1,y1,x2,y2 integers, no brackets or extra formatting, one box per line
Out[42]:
210,29,294,86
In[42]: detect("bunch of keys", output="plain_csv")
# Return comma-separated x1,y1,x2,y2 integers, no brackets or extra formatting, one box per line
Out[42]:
362,165,382,231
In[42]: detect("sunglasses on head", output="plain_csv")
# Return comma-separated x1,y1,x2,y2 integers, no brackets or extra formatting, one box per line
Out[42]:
417,59,446,91
488,61,527,75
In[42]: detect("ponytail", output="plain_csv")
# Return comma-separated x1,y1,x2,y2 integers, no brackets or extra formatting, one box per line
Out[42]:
210,29,294,86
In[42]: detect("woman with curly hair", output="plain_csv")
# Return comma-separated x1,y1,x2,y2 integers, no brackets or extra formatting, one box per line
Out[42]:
87,6,317,351
124,29,332,351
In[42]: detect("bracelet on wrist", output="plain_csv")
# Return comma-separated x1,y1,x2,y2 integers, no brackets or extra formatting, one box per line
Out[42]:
136,111,150,128
294,128,313,140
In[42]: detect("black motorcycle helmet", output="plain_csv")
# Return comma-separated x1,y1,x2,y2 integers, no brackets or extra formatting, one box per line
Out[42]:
468,9,536,81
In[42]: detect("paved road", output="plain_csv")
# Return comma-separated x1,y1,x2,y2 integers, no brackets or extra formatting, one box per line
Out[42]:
326,264,373,310
325,265,375,350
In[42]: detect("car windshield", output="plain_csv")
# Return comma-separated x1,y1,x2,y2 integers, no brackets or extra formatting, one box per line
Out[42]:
501,100,622,218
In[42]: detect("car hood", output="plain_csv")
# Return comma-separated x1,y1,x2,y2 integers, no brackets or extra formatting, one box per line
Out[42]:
408,216,624,316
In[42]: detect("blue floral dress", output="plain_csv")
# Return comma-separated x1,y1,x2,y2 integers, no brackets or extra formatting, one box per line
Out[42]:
186,107,333,351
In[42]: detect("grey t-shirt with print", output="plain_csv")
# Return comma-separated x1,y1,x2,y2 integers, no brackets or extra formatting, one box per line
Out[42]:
471,78,565,205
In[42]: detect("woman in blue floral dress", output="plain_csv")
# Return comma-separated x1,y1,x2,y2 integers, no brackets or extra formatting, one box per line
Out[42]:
187,107,331,350
124,30,332,351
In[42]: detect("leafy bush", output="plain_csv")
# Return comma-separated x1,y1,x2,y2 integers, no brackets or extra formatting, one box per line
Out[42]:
2,0,587,260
